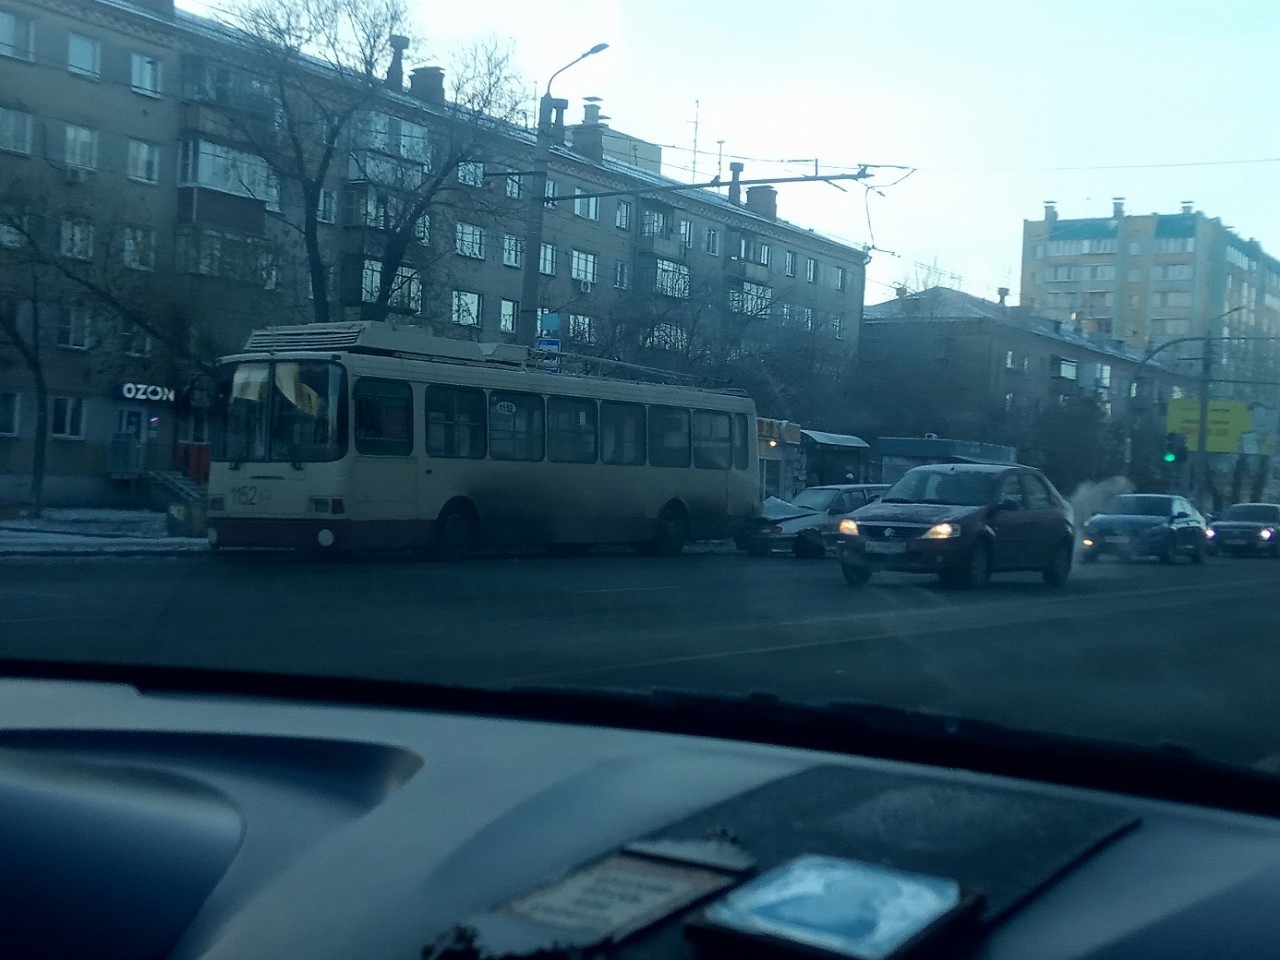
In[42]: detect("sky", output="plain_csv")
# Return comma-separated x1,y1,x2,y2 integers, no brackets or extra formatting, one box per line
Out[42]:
178,0,1280,307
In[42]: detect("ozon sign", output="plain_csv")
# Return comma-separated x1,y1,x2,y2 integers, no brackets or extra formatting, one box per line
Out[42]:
116,383,176,402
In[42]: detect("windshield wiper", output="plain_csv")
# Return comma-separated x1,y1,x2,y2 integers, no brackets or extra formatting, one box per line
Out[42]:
878,497,913,503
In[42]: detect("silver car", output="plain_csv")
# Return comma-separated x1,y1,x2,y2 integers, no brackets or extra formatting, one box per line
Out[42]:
736,485,889,558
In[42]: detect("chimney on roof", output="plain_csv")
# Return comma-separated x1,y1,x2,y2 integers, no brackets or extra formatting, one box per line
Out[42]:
386,35,409,90
583,102,604,125
1112,196,1125,218
745,185,777,220
728,161,744,205
997,286,1009,306
408,66,445,103
1044,200,1058,223
1181,200,1194,214
895,285,908,299
570,115,605,163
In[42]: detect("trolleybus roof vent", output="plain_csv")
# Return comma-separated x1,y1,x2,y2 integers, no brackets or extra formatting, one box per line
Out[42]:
244,324,367,351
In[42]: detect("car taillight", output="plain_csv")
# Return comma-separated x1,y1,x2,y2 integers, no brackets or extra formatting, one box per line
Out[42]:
771,526,784,535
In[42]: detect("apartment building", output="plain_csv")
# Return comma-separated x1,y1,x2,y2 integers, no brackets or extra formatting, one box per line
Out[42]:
0,0,868,504
1020,200,1280,396
860,287,1196,451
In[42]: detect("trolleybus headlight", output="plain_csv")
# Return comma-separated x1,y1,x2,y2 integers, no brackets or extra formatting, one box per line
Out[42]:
317,528,335,547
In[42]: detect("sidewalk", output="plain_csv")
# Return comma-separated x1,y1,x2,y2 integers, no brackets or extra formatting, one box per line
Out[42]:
0,508,209,556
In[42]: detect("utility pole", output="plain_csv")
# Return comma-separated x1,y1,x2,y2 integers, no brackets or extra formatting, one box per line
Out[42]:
516,44,610,347
1196,334,1213,504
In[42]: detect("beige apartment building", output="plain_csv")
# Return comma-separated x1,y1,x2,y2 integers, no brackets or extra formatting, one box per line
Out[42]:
1020,200,1280,396
0,0,868,504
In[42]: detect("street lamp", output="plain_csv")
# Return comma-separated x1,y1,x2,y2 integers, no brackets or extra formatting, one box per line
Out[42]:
517,43,610,347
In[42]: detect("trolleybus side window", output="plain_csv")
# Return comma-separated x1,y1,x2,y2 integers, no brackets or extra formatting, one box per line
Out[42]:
547,396,597,463
600,402,646,465
692,410,732,469
489,391,544,461
353,378,413,456
426,384,486,459
649,405,691,468
732,413,750,471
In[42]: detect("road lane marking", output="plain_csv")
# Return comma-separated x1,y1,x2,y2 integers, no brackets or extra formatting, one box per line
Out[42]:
509,580,1273,684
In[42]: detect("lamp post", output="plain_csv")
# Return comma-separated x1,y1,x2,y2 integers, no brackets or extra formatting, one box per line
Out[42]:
516,43,609,347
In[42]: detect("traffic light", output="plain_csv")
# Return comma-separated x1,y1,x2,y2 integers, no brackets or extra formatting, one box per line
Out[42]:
1163,432,1188,464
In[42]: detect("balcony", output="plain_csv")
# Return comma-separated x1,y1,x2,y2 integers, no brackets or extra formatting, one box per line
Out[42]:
637,230,685,260
725,256,770,284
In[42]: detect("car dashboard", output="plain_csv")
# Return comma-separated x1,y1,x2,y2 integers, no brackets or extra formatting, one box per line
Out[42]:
2,669,1280,960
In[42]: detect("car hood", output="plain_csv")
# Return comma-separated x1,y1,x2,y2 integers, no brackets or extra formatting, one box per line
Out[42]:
1087,514,1168,532
773,513,827,532
759,496,819,523
853,501,984,525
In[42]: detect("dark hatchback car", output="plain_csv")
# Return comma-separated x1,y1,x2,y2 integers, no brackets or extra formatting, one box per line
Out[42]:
836,463,1075,588
1207,502,1280,557
1080,494,1207,564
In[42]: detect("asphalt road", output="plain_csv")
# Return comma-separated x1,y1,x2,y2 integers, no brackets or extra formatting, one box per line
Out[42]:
1,549,1277,768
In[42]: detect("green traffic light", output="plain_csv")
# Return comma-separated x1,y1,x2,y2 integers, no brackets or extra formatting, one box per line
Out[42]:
1163,452,1177,463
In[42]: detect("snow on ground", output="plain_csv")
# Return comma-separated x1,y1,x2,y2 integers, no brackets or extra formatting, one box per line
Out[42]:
0,508,170,538
0,528,207,554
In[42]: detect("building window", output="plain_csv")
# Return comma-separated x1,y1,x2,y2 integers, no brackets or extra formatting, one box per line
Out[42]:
130,53,161,95
454,222,485,259
568,313,594,343
0,11,34,61
68,34,100,79
317,189,338,223
0,391,16,436
0,106,32,154
451,289,481,326
178,139,279,207
1097,363,1112,388
457,160,484,186
547,396,597,463
502,234,523,268
705,227,720,256
1054,357,1078,381
65,125,98,170
614,260,630,289
679,219,694,248
1156,237,1195,253
120,320,152,357
126,139,160,183
834,266,846,290
573,188,599,220
361,260,421,311
539,243,556,276
784,250,795,277
57,306,92,349
833,313,844,339
756,242,770,267
505,173,522,198
1153,263,1194,281
642,209,668,237
122,227,155,271
1005,350,1015,369
426,384,486,459
1004,392,1015,411
651,322,688,351
60,218,94,260
544,178,558,207
414,213,430,242
570,249,598,284
655,258,690,298
489,391,544,461
50,397,85,439
0,215,24,248
500,298,518,333
615,200,631,229
731,281,771,315
805,257,817,283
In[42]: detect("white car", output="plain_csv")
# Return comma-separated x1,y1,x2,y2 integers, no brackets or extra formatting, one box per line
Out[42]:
736,485,889,557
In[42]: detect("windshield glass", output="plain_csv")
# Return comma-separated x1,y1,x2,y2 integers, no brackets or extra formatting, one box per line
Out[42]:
791,488,838,511
1103,495,1173,517
882,468,997,506
214,361,347,463
1224,504,1280,522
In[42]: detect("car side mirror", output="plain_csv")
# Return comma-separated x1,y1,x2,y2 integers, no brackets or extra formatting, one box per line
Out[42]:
998,498,1020,512
1173,511,1189,521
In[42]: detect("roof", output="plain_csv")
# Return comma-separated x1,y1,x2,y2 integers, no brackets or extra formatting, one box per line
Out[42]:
800,429,869,449
904,461,1026,474
864,287,1186,370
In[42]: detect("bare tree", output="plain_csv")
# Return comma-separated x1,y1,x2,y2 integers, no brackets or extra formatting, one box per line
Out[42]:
217,0,525,325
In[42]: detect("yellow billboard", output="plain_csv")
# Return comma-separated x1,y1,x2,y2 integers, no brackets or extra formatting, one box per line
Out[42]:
1166,399,1277,455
